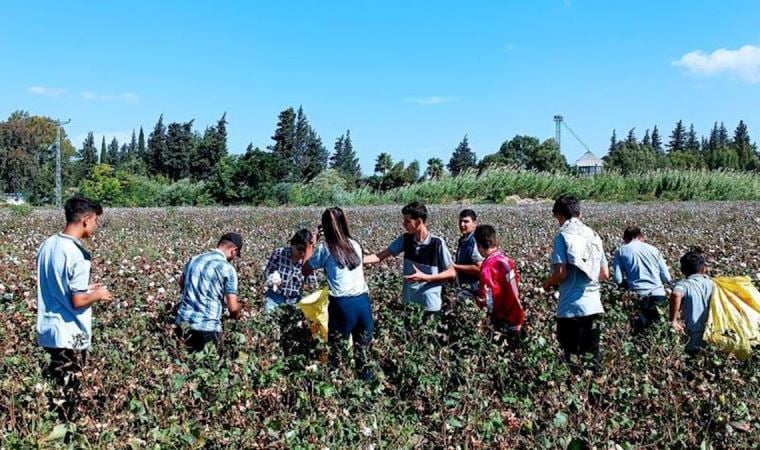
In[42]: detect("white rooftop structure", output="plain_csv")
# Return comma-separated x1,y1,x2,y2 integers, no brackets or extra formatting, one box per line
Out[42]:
575,151,604,175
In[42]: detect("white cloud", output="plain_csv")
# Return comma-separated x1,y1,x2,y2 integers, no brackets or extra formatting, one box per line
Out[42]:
27,86,65,97
407,96,456,105
81,91,140,103
673,44,760,84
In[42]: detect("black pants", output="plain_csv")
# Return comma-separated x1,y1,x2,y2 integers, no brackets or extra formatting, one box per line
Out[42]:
556,314,602,371
492,318,526,348
43,347,88,420
177,328,221,353
633,295,667,334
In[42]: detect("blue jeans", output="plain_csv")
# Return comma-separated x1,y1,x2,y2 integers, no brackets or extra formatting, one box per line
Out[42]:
264,290,298,313
328,292,374,379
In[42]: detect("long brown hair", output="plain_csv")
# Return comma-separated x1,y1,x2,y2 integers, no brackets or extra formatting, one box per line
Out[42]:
321,207,360,270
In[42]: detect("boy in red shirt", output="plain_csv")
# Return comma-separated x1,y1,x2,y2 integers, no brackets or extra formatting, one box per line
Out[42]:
474,225,525,343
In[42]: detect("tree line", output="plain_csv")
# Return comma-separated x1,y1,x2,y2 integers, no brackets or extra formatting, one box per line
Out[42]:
0,108,757,206
604,120,759,174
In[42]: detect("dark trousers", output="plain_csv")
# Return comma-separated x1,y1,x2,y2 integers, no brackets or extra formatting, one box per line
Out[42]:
328,292,374,380
556,314,602,371
176,328,221,353
633,295,667,334
43,347,88,420
492,318,526,348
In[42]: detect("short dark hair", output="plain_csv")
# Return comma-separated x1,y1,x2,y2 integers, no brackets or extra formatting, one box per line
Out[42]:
402,201,428,223
459,209,477,221
680,249,705,277
552,194,581,220
64,196,103,224
623,226,642,243
474,224,498,249
290,229,313,248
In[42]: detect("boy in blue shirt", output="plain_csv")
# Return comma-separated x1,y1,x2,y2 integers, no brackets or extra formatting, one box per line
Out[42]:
612,225,672,333
36,196,111,420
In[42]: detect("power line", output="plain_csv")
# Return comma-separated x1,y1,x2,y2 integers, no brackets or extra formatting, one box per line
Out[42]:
50,119,71,208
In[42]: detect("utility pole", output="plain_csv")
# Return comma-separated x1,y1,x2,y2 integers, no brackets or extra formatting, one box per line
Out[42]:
51,119,71,208
553,115,563,153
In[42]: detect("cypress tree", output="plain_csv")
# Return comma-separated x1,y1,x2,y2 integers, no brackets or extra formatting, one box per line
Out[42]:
651,125,663,154
100,136,107,164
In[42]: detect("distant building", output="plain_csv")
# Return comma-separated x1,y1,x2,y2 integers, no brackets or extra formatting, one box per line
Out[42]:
3,193,26,205
575,151,604,176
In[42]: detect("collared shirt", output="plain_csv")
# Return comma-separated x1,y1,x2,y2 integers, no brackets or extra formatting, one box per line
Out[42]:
308,239,368,298
36,233,93,350
612,239,672,297
264,247,317,303
551,226,608,318
456,232,484,288
176,249,238,332
388,232,454,312
673,274,713,351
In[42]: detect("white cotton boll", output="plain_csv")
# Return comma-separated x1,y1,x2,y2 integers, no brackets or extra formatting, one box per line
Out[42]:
266,271,282,292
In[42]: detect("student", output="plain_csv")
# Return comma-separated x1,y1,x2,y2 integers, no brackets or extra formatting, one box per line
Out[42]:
303,207,373,380
453,209,484,298
669,250,713,354
543,195,609,371
263,229,318,313
474,225,525,342
36,196,111,420
176,233,243,352
364,202,455,315
612,225,672,333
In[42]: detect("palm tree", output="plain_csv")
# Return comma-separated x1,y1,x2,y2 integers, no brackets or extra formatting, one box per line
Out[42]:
426,157,444,180
374,152,393,175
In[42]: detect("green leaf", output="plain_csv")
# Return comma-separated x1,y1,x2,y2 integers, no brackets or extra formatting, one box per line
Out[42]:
553,411,568,428
42,423,69,442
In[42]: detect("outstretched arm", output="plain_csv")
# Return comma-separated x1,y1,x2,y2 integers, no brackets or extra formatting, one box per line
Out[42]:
453,261,482,276
364,248,393,265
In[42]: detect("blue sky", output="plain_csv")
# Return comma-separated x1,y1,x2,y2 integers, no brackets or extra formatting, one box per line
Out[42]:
2,1,759,174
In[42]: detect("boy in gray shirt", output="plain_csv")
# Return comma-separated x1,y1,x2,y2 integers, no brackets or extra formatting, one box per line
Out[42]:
669,250,713,354
364,202,455,315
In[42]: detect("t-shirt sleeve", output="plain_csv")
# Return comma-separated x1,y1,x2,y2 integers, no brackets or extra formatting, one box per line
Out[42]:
68,258,91,293
612,250,624,284
658,252,673,285
387,235,404,256
308,244,328,270
600,250,608,267
551,234,568,265
223,266,239,295
471,243,484,263
673,280,686,296
438,238,454,270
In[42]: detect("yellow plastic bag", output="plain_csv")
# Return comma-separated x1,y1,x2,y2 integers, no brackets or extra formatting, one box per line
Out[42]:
297,287,329,341
703,276,760,360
